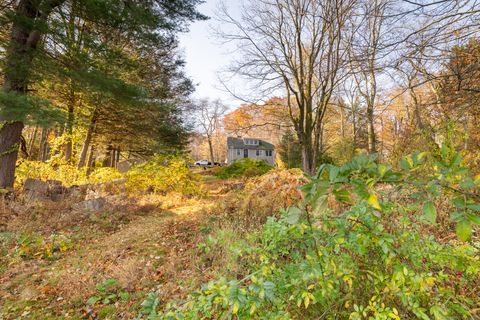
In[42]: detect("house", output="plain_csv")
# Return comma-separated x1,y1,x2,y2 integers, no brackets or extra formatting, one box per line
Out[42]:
226,137,275,165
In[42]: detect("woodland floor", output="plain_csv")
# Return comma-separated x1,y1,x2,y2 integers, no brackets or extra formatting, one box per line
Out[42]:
0,170,236,319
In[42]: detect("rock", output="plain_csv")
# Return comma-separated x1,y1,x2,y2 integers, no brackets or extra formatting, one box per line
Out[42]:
68,185,87,200
23,178,49,200
72,197,106,211
23,178,49,193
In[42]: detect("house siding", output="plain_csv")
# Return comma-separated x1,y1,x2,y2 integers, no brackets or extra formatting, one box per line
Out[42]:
227,148,275,166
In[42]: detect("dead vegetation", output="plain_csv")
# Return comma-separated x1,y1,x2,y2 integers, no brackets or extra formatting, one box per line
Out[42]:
1,167,286,319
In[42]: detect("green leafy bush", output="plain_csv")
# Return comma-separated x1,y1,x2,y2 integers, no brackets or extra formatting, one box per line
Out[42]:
150,147,479,319
216,158,273,179
17,155,203,197
87,278,130,306
126,155,204,196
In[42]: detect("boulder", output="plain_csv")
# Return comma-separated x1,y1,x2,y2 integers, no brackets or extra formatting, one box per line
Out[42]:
23,178,49,200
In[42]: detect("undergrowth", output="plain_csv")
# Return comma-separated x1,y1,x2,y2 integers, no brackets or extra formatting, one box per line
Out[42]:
215,158,273,179
15,154,203,197
142,146,480,319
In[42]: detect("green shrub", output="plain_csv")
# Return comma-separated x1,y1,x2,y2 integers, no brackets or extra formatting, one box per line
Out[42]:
87,278,130,306
17,155,204,197
126,155,204,196
151,147,479,319
216,158,273,179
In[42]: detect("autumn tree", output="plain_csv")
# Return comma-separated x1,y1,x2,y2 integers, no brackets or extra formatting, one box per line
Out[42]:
195,98,227,163
217,0,355,174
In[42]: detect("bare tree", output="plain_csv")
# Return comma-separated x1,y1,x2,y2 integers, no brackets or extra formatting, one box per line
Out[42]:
196,98,227,163
216,0,355,174
347,0,395,154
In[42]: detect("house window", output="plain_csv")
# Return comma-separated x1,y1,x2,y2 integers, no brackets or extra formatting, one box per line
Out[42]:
266,150,273,157
236,149,241,156
244,139,259,145
256,150,262,156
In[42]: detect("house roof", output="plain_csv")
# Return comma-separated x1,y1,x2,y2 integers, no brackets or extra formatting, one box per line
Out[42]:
227,137,275,150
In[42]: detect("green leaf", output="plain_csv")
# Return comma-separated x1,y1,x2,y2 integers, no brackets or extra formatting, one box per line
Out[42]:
329,166,339,182
423,202,437,224
459,177,475,190
104,278,118,287
467,214,480,225
377,164,388,177
452,197,466,209
456,220,472,241
466,204,480,212
87,296,100,305
119,291,130,301
285,207,302,224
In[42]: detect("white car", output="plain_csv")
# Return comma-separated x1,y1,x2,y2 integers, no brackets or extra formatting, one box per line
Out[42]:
194,160,211,166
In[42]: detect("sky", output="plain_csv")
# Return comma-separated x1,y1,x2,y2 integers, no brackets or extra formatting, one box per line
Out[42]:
178,0,243,109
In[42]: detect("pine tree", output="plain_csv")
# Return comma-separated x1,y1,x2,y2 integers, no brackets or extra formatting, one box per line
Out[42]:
0,0,206,188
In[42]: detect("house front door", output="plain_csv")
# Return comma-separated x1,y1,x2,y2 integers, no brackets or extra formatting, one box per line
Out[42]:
244,149,248,158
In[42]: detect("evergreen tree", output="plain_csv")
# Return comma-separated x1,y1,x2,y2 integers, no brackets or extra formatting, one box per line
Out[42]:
0,0,206,188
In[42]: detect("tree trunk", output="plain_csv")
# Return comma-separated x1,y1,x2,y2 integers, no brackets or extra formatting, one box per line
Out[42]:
110,148,116,167
27,125,38,158
0,121,24,188
102,147,111,167
207,136,215,163
352,111,357,150
78,109,98,167
366,104,376,154
86,144,96,177
301,144,315,175
115,148,120,168
340,105,345,138
0,1,38,188
64,87,75,162
39,127,49,161
0,0,66,187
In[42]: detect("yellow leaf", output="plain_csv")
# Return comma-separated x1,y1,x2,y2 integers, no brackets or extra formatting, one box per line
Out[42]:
304,295,310,308
250,304,256,315
233,302,239,314
368,193,382,210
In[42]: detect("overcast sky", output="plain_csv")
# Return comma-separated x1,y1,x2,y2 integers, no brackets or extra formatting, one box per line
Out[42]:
178,0,247,110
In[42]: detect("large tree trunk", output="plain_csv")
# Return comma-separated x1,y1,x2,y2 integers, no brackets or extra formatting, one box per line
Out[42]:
0,0,66,188
298,129,315,175
77,109,98,167
301,144,315,175
0,1,38,188
0,122,24,188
